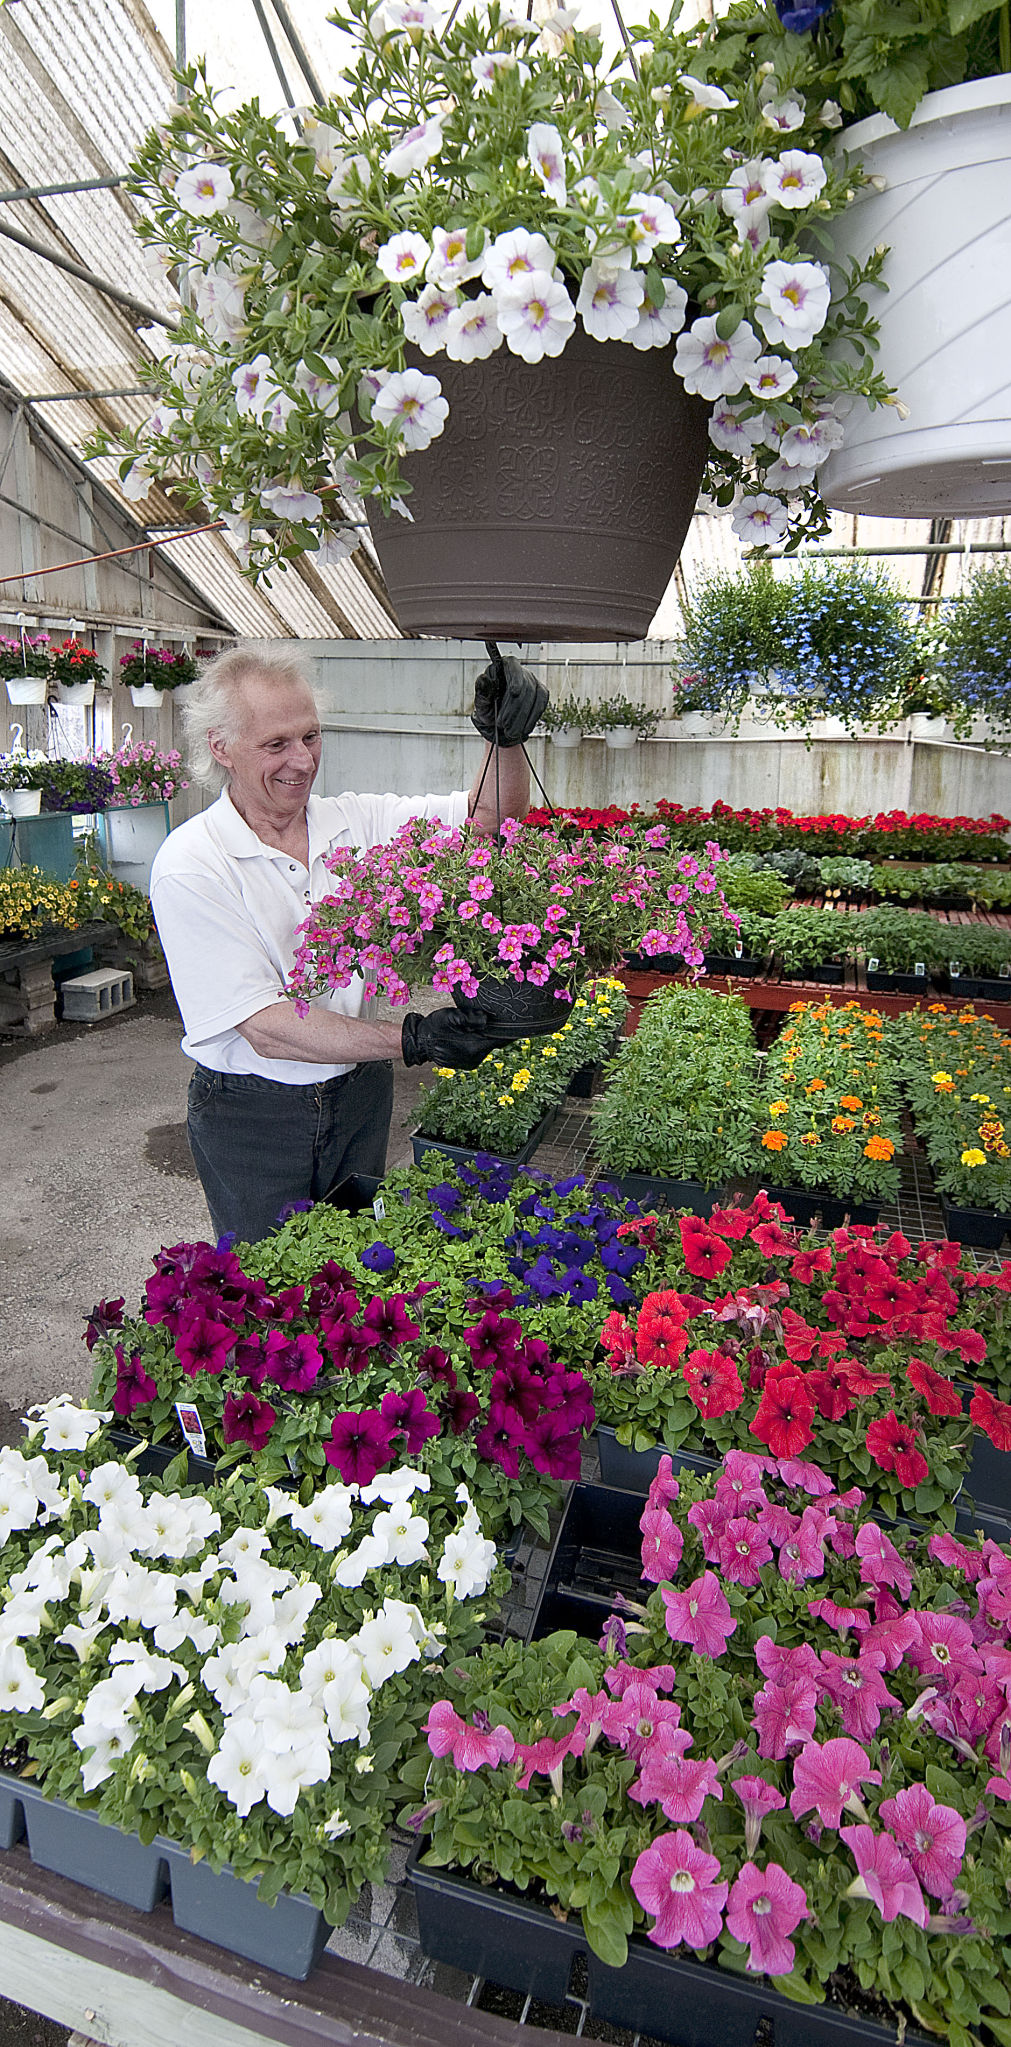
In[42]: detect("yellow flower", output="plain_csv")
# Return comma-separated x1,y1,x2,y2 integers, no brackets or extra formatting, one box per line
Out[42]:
961,1148,986,1167
541,1045,557,1057
768,1099,789,1117
931,1070,954,1086
433,1067,455,1079
970,1093,992,1105
497,1093,513,1108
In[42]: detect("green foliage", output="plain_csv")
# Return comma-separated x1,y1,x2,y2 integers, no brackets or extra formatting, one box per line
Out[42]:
871,861,1011,907
799,0,1010,126
69,842,157,947
895,1005,1011,1208
817,856,874,897
592,984,760,1185
933,565,1011,735
852,906,950,973
415,978,626,1152
768,907,858,971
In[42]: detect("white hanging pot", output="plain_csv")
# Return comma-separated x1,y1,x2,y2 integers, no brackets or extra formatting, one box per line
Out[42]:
672,713,713,738
604,727,639,749
550,725,584,749
909,713,950,740
6,675,48,705
820,76,1011,516
2,788,42,818
55,679,96,707
130,683,162,707
98,800,170,889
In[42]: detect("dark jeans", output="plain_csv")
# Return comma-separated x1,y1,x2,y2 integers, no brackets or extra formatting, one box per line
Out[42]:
187,1061,394,1244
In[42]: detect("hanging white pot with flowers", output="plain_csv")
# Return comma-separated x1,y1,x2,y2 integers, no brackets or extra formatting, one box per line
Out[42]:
115,1,894,640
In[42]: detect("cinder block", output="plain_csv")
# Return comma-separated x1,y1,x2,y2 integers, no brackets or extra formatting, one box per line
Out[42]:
61,967,135,1022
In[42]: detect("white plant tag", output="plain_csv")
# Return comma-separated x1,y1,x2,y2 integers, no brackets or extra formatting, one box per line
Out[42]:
1001,963,1010,979
867,957,879,973
373,1194,386,1221
914,962,925,978
734,941,744,959
175,1400,207,1461
949,961,961,978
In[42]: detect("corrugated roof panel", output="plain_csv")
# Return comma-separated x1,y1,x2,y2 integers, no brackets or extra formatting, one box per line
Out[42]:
9,0,170,162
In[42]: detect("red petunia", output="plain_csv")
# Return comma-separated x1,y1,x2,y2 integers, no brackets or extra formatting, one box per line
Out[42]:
906,1356,962,1419
683,1347,746,1421
751,1223,796,1258
750,1365,816,1459
969,1385,1011,1454
708,1205,751,1240
636,1291,690,1370
790,1247,833,1285
678,1217,733,1280
806,1364,855,1424
840,1356,891,1398
780,1309,821,1363
865,1412,929,1490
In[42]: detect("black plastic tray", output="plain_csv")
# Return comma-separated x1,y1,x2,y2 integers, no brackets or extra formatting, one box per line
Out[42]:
939,1194,1009,1251
762,1185,880,1228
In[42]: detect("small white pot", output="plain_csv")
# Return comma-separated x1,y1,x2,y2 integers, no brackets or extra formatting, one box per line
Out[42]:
98,800,170,889
130,683,163,708
821,77,1011,516
604,727,639,750
671,713,713,738
909,714,950,741
55,679,96,707
550,725,584,749
5,675,48,705
2,788,42,818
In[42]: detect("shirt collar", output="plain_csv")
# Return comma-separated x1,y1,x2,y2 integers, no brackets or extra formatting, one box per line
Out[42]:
215,788,339,865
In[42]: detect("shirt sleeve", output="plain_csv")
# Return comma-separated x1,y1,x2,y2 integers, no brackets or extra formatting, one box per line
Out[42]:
150,867,290,1051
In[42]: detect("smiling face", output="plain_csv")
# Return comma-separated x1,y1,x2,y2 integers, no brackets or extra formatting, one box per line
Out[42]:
210,672,322,825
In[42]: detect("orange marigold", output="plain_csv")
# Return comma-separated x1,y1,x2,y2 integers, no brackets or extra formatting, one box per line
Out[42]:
839,1096,862,1111
806,1078,827,1092
761,1130,788,1152
864,1136,895,1161
831,1116,856,1133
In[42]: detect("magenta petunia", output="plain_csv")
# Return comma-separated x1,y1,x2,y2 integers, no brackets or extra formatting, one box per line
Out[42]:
111,1346,158,1417
854,1523,913,1601
717,1515,773,1587
662,1571,738,1659
361,1293,420,1346
878,1783,967,1897
789,1738,882,1829
380,1386,441,1453
424,1700,515,1772
631,1753,722,1825
726,1860,809,1975
640,1504,684,1583
323,1407,396,1485
730,1775,786,1856
817,1649,901,1743
841,1825,928,1927
222,1390,276,1452
173,1310,237,1378
630,1830,728,1952
751,1677,819,1761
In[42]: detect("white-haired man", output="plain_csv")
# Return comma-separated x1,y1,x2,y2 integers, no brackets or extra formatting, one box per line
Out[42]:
150,647,545,1244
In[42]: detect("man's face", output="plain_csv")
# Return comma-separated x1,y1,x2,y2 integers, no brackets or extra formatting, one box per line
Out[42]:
211,675,323,817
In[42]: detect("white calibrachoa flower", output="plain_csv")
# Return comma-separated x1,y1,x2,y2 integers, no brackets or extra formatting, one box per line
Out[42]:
628,278,687,351
481,226,556,294
173,163,235,217
527,122,567,205
674,315,762,400
401,284,460,355
497,274,576,363
746,354,798,401
765,149,828,209
708,401,768,458
678,73,736,111
426,226,487,289
373,367,449,449
383,117,443,178
576,263,644,343
376,230,430,284
231,355,281,417
444,294,503,362
755,259,831,349
761,92,806,134
731,493,791,544
721,160,774,239
260,479,325,522
619,193,682,258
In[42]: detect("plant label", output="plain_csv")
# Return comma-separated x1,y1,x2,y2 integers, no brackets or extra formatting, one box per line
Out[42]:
914,962,925,978
949,961,961,978
175,1400,207,1461
867,956,879,973
373,1194,386,1221
734,941,744,959
1001,963,1010,979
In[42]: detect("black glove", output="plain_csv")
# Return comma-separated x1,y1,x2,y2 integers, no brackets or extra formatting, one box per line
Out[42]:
472,654,549,748
402,1001,504,1070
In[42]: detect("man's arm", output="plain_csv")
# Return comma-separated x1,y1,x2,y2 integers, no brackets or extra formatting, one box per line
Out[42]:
236,1002,404,1065
467,740,530,835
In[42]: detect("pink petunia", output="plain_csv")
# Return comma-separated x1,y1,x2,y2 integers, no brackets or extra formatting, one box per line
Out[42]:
662,1571,738,1659
424,1701,516,1771
630,1830,728,1951
841,1825,928,1927
752,1676,819,1760
790,1738,882,1828
717,1516,773,1588
726,1861,809,1975
778,1505,830,1585
854,1523,913,1601
640,1504,684,1584
630,1753,723,1824
600,1678,687,1765
905,1609,979,1682
513,1729,584,1792
817,1649,901,1743
878,1783,966,1898
807,1596,872,1637
730,1775,786,1856
646,1454,681,1512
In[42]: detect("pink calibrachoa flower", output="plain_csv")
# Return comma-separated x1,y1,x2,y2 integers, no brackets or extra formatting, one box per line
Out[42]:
630,1830,728,1951
841,1826,928,1927
424,1701,516,1771
630,1752,723,1823
662,1571,738,1659
789,1738,881,1828
731,1775,786,1856
878,1784,966,1897
726,1861,809,1975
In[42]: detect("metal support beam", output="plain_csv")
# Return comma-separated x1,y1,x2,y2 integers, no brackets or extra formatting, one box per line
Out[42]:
0,174,125,204
25,387,151,403
267,0,325,103
0,220,178,329
250,0,302,125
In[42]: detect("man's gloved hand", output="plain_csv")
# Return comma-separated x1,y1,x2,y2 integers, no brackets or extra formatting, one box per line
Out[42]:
402,1000,504,1070
472,654,549,748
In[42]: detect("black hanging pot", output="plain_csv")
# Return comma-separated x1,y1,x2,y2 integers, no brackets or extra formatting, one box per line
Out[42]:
453,970,574,1040
364,327,711,641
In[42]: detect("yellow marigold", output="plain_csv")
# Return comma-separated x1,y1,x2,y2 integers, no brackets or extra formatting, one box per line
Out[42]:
931,1072,955,1090
433,1067,456,1079
761,1129,788,1152
961,1148,986,1168
831,1115,856,1133
541,1045,557,1058
800,1132,820,1146
768,1099,789,1117
839,1095,863,1111
864,1136,895,1161
970,1093,992,1105
497,1093,513,1108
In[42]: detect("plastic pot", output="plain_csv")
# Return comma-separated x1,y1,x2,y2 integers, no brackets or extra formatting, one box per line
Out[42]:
820,78,1011,517
603,727,639,749
598,1171,719,1215
129,683,162,707
164,1844,333,1979
865,968,931,994
704,952,764,978
0,1768,27,1850
5,675,48,705
939,1194,1009,1251
781,963,846,986
1,789,42,818
55,679,96,706
762,1185,881,1229
15,1778,169,1911
363,327,712,640
549,725,584,748
453,971,574,1040
105,1423,218,1488
411,1108,556,1172
409,1844,584,2001
593,1430,717,1504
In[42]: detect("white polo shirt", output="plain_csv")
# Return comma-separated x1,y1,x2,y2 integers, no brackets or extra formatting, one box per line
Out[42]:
150,786,469,1083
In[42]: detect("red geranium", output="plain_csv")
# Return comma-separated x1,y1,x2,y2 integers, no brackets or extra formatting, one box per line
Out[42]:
906,1356,962,1419
683,1347,745,1420
750,1365,816,1458
865,1412,929,1490
970,1385,1011,1454
678,1217,733,1280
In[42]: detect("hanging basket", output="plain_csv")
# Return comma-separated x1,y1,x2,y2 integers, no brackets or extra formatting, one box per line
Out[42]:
820,76,1011,517
5,675,48,705
55,679,96,707
453,971,574,1040
130,683,163,707
364,328,711,641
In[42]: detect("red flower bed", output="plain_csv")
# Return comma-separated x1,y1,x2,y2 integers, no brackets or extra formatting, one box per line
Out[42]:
524,801,1010,862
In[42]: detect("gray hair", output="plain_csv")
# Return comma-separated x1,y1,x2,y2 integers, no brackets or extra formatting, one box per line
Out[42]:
182,646,320,794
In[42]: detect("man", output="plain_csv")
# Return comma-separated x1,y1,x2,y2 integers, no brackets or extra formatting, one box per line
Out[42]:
150,645,546,1244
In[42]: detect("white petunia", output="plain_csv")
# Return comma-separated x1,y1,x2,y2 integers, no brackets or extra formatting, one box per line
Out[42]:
482,226,557,295
255,1684,329,1764
401,283,460,355
376,231,431,284
0,1590,50,1647
289,1485,356,1550
674,314,762,400
527,122,567,206
331,1532,389,1587
383,117,443,179
300,1637,363,1697
731,493,791,544
173,163,235,217
627,278,688,351
678,73,737,111
261,1744,331,1817
765,150,828,209
497,273,576,363
109,1641,186,1691
444,293,503,362
201,1637,286,1711
353,1597,422,1687
272,1580,323,1645
79,1732,134,1793
153,1613,219,1655
755,260,831,348
27,1398,107,1454
219,1528,272,1568
746,355,798,401
84,1463,143,1515
426,226,487,290
373,367,449,450
437,1527,496,1600
761,93,806,134
323,1809,352,1839
260,479,324,522
0,1642,44,1713
58,1620,109,1662
262,1486,297,1527
208,1718,267,1815
360,1468,431,1505
576,263,644,343
0,1474,40,1542
371,1506,429,1567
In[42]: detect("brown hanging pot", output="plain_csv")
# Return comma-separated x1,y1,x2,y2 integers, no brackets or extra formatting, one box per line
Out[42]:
364,327,711,642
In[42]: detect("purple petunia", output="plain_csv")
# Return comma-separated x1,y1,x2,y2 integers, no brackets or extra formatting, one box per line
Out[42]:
324,1407,396,1485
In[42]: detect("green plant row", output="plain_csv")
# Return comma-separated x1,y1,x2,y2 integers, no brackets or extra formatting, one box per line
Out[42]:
692,905,1011,978
540,694,660,738
895,1007,1011,1213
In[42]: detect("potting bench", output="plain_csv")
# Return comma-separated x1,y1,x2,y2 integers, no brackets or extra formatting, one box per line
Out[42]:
0,921,114,1035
